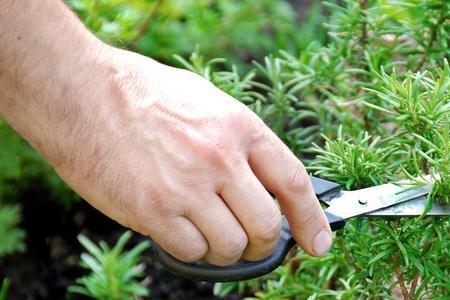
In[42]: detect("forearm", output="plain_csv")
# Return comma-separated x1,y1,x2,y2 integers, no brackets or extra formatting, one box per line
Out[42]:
0,1,112,162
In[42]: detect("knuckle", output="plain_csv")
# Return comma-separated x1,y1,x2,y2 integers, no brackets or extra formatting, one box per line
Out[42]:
226,104,262,136
140,188,171,217
248,122,268,146
167,238,208,262
286,163,309,194
217,232,248,260
203,142,227,165
251,212,282,246
238,109,270,143
228,107,251,128
181,246,208,262
296,206,323,228
197,139,235,174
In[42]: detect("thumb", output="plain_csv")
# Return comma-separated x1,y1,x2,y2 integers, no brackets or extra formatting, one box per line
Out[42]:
248,125,332,256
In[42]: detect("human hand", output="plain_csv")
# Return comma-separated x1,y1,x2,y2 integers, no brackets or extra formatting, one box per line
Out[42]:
48,47,332,266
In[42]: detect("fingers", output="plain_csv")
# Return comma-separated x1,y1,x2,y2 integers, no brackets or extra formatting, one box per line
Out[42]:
150,216,209,262
172,162,281,266
248,127,332,257
220,164,282,261
187,194,248,266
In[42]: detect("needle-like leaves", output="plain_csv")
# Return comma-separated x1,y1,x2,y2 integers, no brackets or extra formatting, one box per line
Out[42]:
68,231,151,300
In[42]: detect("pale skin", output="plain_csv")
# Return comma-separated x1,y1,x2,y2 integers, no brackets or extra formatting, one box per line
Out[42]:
0,1,332,266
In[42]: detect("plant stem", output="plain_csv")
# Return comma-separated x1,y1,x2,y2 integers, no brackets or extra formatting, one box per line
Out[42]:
337,238,360,273
428,0,447,50
409,270,419,298
359,0,368,50
417,0,448,69
409,240,432,298
392,252,410,300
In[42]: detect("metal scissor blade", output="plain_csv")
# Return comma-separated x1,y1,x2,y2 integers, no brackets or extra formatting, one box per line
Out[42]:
325,182,433,220
366,195,450,217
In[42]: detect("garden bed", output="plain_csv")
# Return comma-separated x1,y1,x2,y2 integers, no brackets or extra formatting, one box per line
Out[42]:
0,183,243,300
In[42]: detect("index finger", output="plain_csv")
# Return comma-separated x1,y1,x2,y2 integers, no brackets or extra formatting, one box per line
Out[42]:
248,125,332,257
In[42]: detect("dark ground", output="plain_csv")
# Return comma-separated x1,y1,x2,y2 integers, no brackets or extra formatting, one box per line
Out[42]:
0,182,243,300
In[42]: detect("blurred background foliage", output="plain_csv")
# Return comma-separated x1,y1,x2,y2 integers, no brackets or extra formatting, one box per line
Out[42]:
68,0,327,65
1,0,449,299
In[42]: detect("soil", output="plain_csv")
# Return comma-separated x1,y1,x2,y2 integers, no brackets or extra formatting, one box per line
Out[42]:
0,182,244,300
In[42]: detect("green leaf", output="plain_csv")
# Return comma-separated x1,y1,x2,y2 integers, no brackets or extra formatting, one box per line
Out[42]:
0,278,9,300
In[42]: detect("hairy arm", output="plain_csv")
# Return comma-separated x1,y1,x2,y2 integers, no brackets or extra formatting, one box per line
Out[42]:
0,0,332,265
0,1,111,161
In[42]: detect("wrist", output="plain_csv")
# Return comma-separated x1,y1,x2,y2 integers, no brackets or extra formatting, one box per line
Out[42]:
0,0,117,167
29,42,122,168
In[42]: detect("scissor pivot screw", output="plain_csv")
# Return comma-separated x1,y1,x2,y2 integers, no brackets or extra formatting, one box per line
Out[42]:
358,199,367,205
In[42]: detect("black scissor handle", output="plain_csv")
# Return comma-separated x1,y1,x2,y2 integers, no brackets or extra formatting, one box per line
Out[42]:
153,217,295,282
153,176,345,282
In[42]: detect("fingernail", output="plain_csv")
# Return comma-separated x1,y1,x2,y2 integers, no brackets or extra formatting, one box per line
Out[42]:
313,230,332,256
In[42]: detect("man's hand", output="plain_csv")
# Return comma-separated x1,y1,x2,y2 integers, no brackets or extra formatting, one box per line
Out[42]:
0,1,332,265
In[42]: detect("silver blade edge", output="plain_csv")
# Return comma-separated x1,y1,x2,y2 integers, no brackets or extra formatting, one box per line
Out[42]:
366,195,450,217
325,183,434,220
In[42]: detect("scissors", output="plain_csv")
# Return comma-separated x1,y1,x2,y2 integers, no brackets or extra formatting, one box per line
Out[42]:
153,176,450,282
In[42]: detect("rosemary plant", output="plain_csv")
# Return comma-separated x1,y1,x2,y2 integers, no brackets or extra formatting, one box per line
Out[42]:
0,278,9,300
174,1,449,298
0,204,26,259
68,231,150,300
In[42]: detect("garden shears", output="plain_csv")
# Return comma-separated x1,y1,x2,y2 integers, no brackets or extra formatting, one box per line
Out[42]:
153,176,450,282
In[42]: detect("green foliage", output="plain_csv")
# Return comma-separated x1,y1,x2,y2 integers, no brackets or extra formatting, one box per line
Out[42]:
0,121,78,206
69,0,326,65
0,204,26,258
309,127,398,190
0,278,9,300
68,231,151,300
174,1,450,299
0,122,21,201
364,64,450,139
363,63,450,205
410,124,450,205
68,0,151,45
